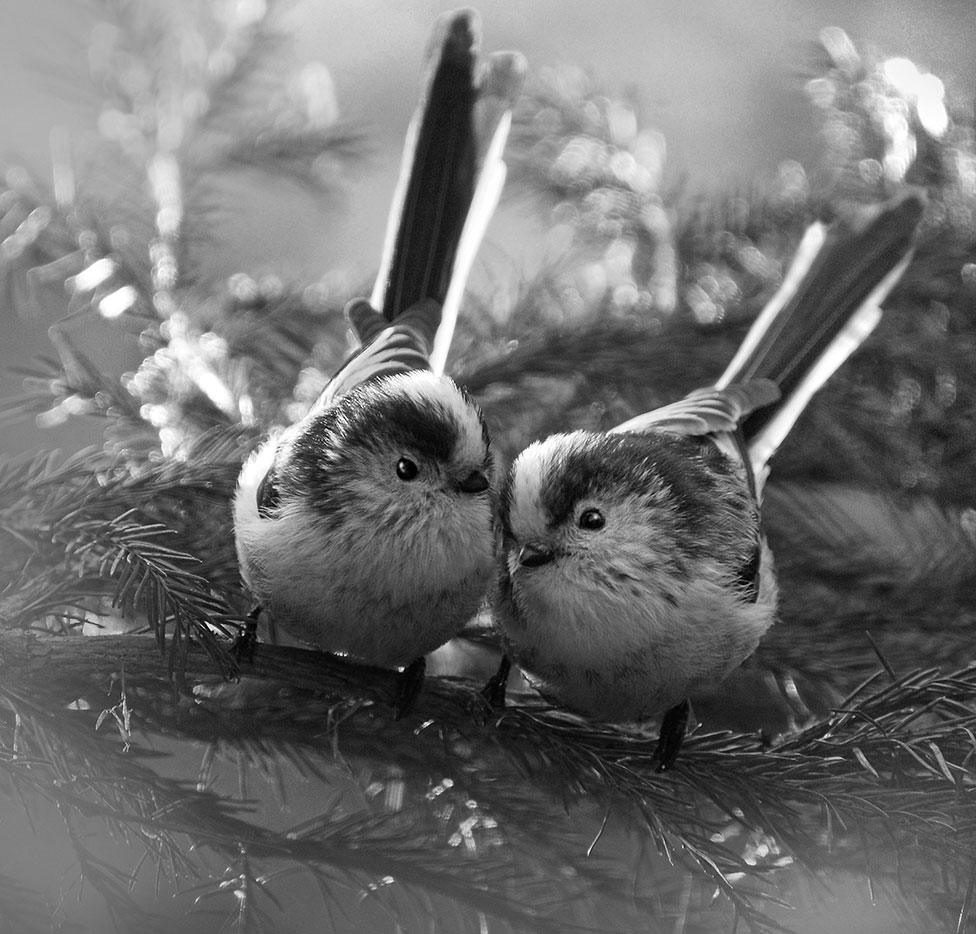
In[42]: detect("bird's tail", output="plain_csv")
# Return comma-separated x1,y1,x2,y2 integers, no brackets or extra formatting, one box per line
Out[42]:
369,9,525,376
716,190,926,473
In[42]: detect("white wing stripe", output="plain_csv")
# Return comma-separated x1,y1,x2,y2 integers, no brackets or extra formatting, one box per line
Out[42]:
715,221,828,390
370,111,424,315
746,248,913,473
429,111,512,376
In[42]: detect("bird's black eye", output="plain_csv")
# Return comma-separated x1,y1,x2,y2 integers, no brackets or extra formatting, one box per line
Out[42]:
396,457,419,481
578,508,605,531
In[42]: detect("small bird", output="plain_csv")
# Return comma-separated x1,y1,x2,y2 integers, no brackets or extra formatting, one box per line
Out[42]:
492,191,925,766
234,11,525,685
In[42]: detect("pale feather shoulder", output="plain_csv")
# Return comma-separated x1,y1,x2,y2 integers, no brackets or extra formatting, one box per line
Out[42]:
308,298,440,412
610,380,780,437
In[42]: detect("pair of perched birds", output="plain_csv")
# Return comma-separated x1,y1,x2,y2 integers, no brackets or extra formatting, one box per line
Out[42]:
234,10,925,766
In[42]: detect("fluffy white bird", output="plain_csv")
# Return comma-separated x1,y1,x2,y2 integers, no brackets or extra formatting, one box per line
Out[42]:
234,11,524,696
492,191,925,766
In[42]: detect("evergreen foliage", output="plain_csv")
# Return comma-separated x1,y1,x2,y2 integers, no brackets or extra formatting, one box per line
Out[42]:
1,3,975,931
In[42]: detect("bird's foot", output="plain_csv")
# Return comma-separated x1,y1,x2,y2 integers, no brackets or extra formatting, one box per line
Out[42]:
393,657,426,718
233,605,262,663
653,699,690,772
481,655,511,714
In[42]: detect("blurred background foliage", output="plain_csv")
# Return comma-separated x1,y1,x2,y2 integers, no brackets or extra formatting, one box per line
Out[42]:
1,1,976,932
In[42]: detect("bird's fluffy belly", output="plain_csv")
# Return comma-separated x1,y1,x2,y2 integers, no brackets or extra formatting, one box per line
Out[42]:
244,514,495,667
267,573,488,666
507,570,775,721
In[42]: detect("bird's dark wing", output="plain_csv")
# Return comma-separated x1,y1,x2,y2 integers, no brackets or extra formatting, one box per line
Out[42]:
610,381,780,438
612,385,772,596
309,299,441,411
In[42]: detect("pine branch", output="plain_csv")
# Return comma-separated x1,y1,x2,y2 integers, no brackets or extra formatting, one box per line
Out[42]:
2,0,361,457
760,483,976,684
0,670,624,933
3,628,975,930
211,127,365,193
3,14,976,932
0,342,147,437
0,441,249,668
0,165,85,321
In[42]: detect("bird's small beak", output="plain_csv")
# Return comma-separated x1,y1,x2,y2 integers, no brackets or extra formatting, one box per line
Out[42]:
456,469,490,494
518,542,555,568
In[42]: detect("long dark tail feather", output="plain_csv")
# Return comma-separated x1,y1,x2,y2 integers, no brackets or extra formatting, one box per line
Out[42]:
717,190,926,469
367,11,524,376
374,12,478,323
309,15,522,410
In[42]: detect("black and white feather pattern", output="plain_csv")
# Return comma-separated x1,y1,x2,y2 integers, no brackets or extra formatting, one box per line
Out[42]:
611,191,925,494
311,8,525,411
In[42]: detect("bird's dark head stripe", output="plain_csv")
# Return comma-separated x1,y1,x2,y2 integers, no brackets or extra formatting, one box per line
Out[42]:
346,390,459,463
298,388,459,467
504,431,758,586
455,381,492,455
499,472,516,542
539,433,729,531
532,431,755,570
282,380,469,518
736,543,762,603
